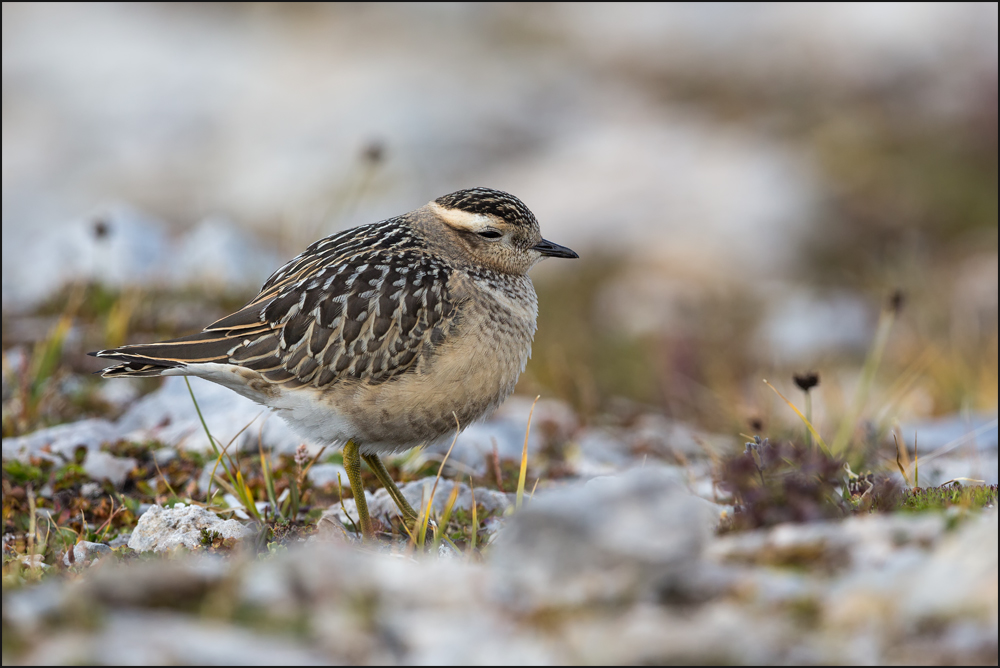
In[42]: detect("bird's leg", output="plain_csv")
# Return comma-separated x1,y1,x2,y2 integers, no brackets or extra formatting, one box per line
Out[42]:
342,439,374,540
362,452,419,529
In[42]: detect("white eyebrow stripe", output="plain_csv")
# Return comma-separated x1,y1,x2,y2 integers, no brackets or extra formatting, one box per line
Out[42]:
427,202,493,232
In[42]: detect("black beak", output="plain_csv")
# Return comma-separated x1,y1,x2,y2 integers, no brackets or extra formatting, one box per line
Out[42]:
532,238,579,259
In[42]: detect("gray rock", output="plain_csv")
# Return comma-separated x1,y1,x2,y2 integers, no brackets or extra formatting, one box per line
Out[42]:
80,554,230,608
557,602,791,665
63,541,112,566
117,376,309,454
900,508,998,624
331,477,512,526
423,418,544,476
2,580,68,634
490,466,714,609
306,462,348,489
894,413,999,486
708,512,949,570
898,413,998,454
109,533,131,549
2,205,171,311
127,503,254,553
96,378,142,409
573,427,635,472
79,482,103,497
152,447,178,466
82,450,136,486
1,418,120,462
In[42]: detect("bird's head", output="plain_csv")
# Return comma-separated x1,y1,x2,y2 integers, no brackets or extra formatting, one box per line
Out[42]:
422,187,578,275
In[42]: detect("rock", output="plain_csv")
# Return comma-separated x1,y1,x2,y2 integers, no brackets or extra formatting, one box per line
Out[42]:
109,533,131,549
16,554,48,570
2,580,68,634
2,208,280,312
423,418,543,476
572,427,635,472
895,413,998,486
490,466,714,609
313,511,351,544
900,508,998,624
558,602,791,665
96,378,142,409
63,541,112,566
152,447,178,466
127,504,254,553
79,482,103,497
22,610,332,666
82,450,136,486
2,205,170,311
331,478,512,526
306,463,348,489
1,418,121,462
81,554,230,608
117,376,308,454
708,512,949,570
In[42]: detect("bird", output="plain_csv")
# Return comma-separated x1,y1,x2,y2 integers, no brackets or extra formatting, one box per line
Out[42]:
91,187,578,539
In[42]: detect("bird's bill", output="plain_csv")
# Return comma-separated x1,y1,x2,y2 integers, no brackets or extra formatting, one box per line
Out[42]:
532,238,579,259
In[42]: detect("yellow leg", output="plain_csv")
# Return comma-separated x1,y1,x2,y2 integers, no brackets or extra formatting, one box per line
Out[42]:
343,440,374,540
363,452,419,528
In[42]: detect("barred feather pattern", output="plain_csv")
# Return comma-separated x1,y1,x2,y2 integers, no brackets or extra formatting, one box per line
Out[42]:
97,216,459,389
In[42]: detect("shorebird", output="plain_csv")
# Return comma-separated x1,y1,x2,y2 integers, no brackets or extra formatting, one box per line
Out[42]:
92,187,578,539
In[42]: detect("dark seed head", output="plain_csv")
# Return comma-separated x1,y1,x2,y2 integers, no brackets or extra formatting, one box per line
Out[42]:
888,289,905,314
793,371,820,392
92,216,110,240
361,140,385,165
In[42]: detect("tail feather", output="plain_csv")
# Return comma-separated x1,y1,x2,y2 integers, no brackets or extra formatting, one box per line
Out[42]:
91,330,239,378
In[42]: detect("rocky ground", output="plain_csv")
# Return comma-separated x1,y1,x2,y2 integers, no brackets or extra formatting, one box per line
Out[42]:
3,5,996,663
3,472,997,664
2,375,997,665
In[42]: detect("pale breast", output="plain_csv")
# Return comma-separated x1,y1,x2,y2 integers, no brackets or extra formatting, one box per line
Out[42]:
290,270,538,451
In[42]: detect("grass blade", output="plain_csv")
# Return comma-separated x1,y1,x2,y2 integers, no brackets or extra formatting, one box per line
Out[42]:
763,380,829,454
893,433,912,487
418,413,460,549
516,396,540,510
830,304,897,455
432,484,460,552
469,475,478,558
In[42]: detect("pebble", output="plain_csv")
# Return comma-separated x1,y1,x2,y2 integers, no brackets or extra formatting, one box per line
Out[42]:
63,541,112,566
127,504,255,553
490,466,714,609
82,450,137,487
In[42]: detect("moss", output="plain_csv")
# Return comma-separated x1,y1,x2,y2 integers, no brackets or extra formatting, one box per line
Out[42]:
897,484,997,513
1,460,47,487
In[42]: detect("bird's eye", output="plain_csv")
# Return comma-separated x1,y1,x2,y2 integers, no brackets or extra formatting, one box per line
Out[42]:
477,229,503,239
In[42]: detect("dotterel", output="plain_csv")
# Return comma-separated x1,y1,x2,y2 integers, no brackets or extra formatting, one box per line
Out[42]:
92,187,578,539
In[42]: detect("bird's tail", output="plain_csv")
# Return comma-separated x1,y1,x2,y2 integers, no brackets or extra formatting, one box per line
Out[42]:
90,331,237,378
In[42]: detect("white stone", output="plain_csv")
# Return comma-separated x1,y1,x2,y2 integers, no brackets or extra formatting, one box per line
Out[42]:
82,450,136,487
127,504,254,553
63,541,112,566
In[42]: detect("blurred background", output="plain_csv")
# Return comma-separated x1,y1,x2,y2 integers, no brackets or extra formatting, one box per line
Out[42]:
2,2,997,453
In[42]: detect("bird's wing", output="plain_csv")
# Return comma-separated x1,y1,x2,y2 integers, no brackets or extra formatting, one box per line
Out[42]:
94,219,459,386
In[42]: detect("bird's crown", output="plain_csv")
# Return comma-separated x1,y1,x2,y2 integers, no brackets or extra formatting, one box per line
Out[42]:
434,188,537,229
